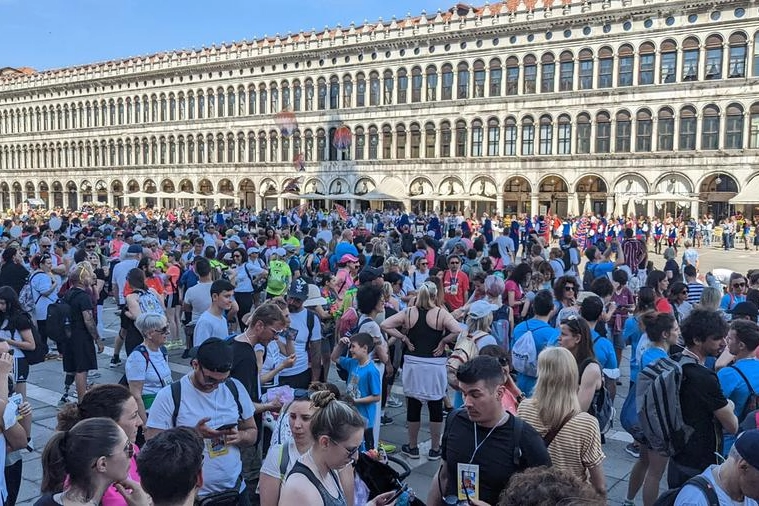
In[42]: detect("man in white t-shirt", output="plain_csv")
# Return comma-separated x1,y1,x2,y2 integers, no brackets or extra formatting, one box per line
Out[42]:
146,338,257,502
193,279,234,347
279,279,322,389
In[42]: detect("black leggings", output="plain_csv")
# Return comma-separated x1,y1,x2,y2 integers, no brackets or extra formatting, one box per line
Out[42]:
406,396,444,423
235,291,254,330
4,459,22,506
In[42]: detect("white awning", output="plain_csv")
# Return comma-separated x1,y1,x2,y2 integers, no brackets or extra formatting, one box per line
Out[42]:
730,178,759,204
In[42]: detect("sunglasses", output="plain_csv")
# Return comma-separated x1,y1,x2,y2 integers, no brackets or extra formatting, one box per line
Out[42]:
329,438,360,458
733,283,746,288
449,260,460,265
106,440,135,460
153,326,170,334
198,365,230,386
86,245,96,250
564,286,576,292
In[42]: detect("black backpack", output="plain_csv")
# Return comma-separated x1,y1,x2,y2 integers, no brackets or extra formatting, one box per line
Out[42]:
582,263,597,292
653,475,719,506
45,290,77,344
8,315,48,366
171,378,243,427
562,247,573,271
730,365,759,423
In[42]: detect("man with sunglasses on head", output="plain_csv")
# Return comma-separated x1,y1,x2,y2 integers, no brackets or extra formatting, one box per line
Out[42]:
146,337,258,506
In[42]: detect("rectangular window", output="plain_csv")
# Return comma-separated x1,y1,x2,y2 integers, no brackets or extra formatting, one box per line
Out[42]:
506,67,519,95
522,125,534,155
523,65,537,94
658,119,674,150
577,123,591,154
559,61,573,91
636,120,652,151
679,117,697,150
682,49,699,80
471,129,483,157
541,63,555,93
368,135,378,159
705,48,722,79
661,52,677,83
728,46,746,78
702,117,720,149
487,128,499,156
558,124,571,154
616,121,631,152
411,74,422,103
598,58,613,88
596,123,610,153
618,56,633,86
458,71,469,99
489,69,502,97
425,133,435,158
397,75,408,104
539,124,552,155
442,72,453,100
725,116,743,149
754,39,759,76
427,74,437,101
356,81,365,107
578,61,593,90
639,54,655,85
355,136,364,160
751,116,759,148
474,70,486,98
504,126,517,155
441,130,451,157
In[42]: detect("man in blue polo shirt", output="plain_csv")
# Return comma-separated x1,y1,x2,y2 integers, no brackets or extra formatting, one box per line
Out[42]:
511,290,560,396
583,239,625,289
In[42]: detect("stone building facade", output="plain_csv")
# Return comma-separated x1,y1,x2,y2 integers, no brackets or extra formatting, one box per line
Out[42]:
1,0,759,220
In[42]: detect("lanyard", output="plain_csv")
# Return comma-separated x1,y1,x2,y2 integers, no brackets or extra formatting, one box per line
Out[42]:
470,413,509,464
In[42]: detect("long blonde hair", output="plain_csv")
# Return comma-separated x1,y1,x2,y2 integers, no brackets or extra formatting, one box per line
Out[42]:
533,347,581,429
414,281,438,310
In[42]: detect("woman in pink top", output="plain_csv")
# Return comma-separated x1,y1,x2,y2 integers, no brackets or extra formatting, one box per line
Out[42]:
56,384,143,506
334,254,359,301
505,263,533,323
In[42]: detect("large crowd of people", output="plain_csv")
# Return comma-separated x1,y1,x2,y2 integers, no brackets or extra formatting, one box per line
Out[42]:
0,203,755,505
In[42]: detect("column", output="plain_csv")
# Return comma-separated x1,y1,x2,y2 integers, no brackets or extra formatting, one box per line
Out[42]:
675,47,684,82
606,195,614,216
612,55,619,88
254,194,262,212
497,197,504,217
277,197,284,211
592,57,599,89
435,128,441,158
690,201,699,218
651,114,659,151
572,58,579,91
654,51,662,84
530,192,539,216
535,63,542,95
695,113,703,150
632,52,640,86
517,64,524,95
673,114,681,151
697,44,706,81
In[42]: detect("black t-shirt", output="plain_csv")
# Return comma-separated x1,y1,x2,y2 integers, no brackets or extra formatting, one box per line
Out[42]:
441,409,551,505
0,262,30,297
33,494,60,506
67,287,94,340
664,259,680,281
675,361,729,469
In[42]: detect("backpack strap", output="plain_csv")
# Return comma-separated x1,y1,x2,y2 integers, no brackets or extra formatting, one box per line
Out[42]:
685,475,720,506
542,412,575,447
729,364,756,418
305,310,315,346
225,378,243,421
171,381,182,427
278,444,291,481
511,416,524,467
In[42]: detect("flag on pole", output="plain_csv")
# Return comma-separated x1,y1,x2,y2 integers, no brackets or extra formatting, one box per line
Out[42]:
334,203,348,221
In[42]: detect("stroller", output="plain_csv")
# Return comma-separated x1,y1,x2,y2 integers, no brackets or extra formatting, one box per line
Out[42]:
353,451,426,506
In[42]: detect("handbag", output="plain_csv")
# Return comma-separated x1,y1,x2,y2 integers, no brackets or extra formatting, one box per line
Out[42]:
245,263,267,294
194,476,243,506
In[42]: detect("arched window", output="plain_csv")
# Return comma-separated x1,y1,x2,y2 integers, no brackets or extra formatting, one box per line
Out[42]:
441,64,453,100
595,112,611,153
504,117,517,155
270,131,279,162
188,92,195,119
425,122,436,158
660,39,678,83
369,72,380,106
259,83,268,114
440,121,451,157
292,130,300,161
382,125,392,159
258,131,267,162
639,42,656,85
411,67,423,103
197,91,205,118
489,58,502,97
457,62,469,99
368,126,379,159
247,132,255,163
329,76,339,109
728,32,748,78
471,119,483,157
521,116,535,155
168,94,175,121
455,120,467,157
487,118,500,156
304,79,313,111
281,132,289,162
682,37,700,81
178,136,185,164
205,134,213,164
473,60,485,98
356,73,366,107
355,126,365,160
705,34,724,80
228,87,236,116
343,75,353,107
397,68,408,104
636,109,653,152
749,103,759,148
559,51,574,91
188,136,195,163
578,49,593,90
160,137,167,164
117,100,125,124
618,45,634,86
701,104,720,149
657,107,675,151
216,134,224,163
724,104,744,149
396,124,407,158
235,133,244,163
317,77,327,110
207,89,216,118
754,32,759,76
557,114,571,154
292,81,301,111
538,115,553,155
409,123,421,158
280,82,289,109
679,106,697,150
227,134,235,162
383,70,394,105
524,54,538,94
506,56,519,95
542,53,556,92
616,110,631,152
217,88,225,118
426,65,438,101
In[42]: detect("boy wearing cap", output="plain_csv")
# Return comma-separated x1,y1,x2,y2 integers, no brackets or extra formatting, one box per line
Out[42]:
146,338,257,504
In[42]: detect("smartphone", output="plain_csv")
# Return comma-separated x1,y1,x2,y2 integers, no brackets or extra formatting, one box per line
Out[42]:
216,423,237,431
386,483,408,504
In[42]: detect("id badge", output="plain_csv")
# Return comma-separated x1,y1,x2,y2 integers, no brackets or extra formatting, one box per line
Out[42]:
206,436,229,458
457,463,479,502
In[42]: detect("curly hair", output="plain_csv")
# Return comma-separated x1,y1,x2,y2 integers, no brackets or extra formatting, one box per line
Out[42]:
499,466,605,506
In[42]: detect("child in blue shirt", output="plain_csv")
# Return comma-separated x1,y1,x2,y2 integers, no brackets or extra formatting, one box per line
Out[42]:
331,331,381,449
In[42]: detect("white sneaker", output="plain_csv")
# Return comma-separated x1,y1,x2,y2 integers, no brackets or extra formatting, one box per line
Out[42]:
386,396,403,408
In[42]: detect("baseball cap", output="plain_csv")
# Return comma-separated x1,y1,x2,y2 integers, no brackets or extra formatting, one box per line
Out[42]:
127,244,143,254
274,247,286,257
225,235,241,246
732,301,758,320
287,279,309,301
132,233,144,243
189,337,233,372
339,253,359,264
735,429,759,469
247,247,260,255
283,243,297,252
358,267,384,284
468,300,500,319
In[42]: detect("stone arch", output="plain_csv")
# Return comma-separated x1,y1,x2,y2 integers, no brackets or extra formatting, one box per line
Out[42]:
161,178,175,193
654,172,694,194
538,175,569,216
439,176,465,196
409,176,434,196
142,178,158,193
218,178,234,194
126,179,140,193
198,178,214,195
469,175,497,197
304,178,326,195
502,176,533,216
328,177,349,195
354,177,376,195
573,174,609,194
259,178,278,196
178,179,194,192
